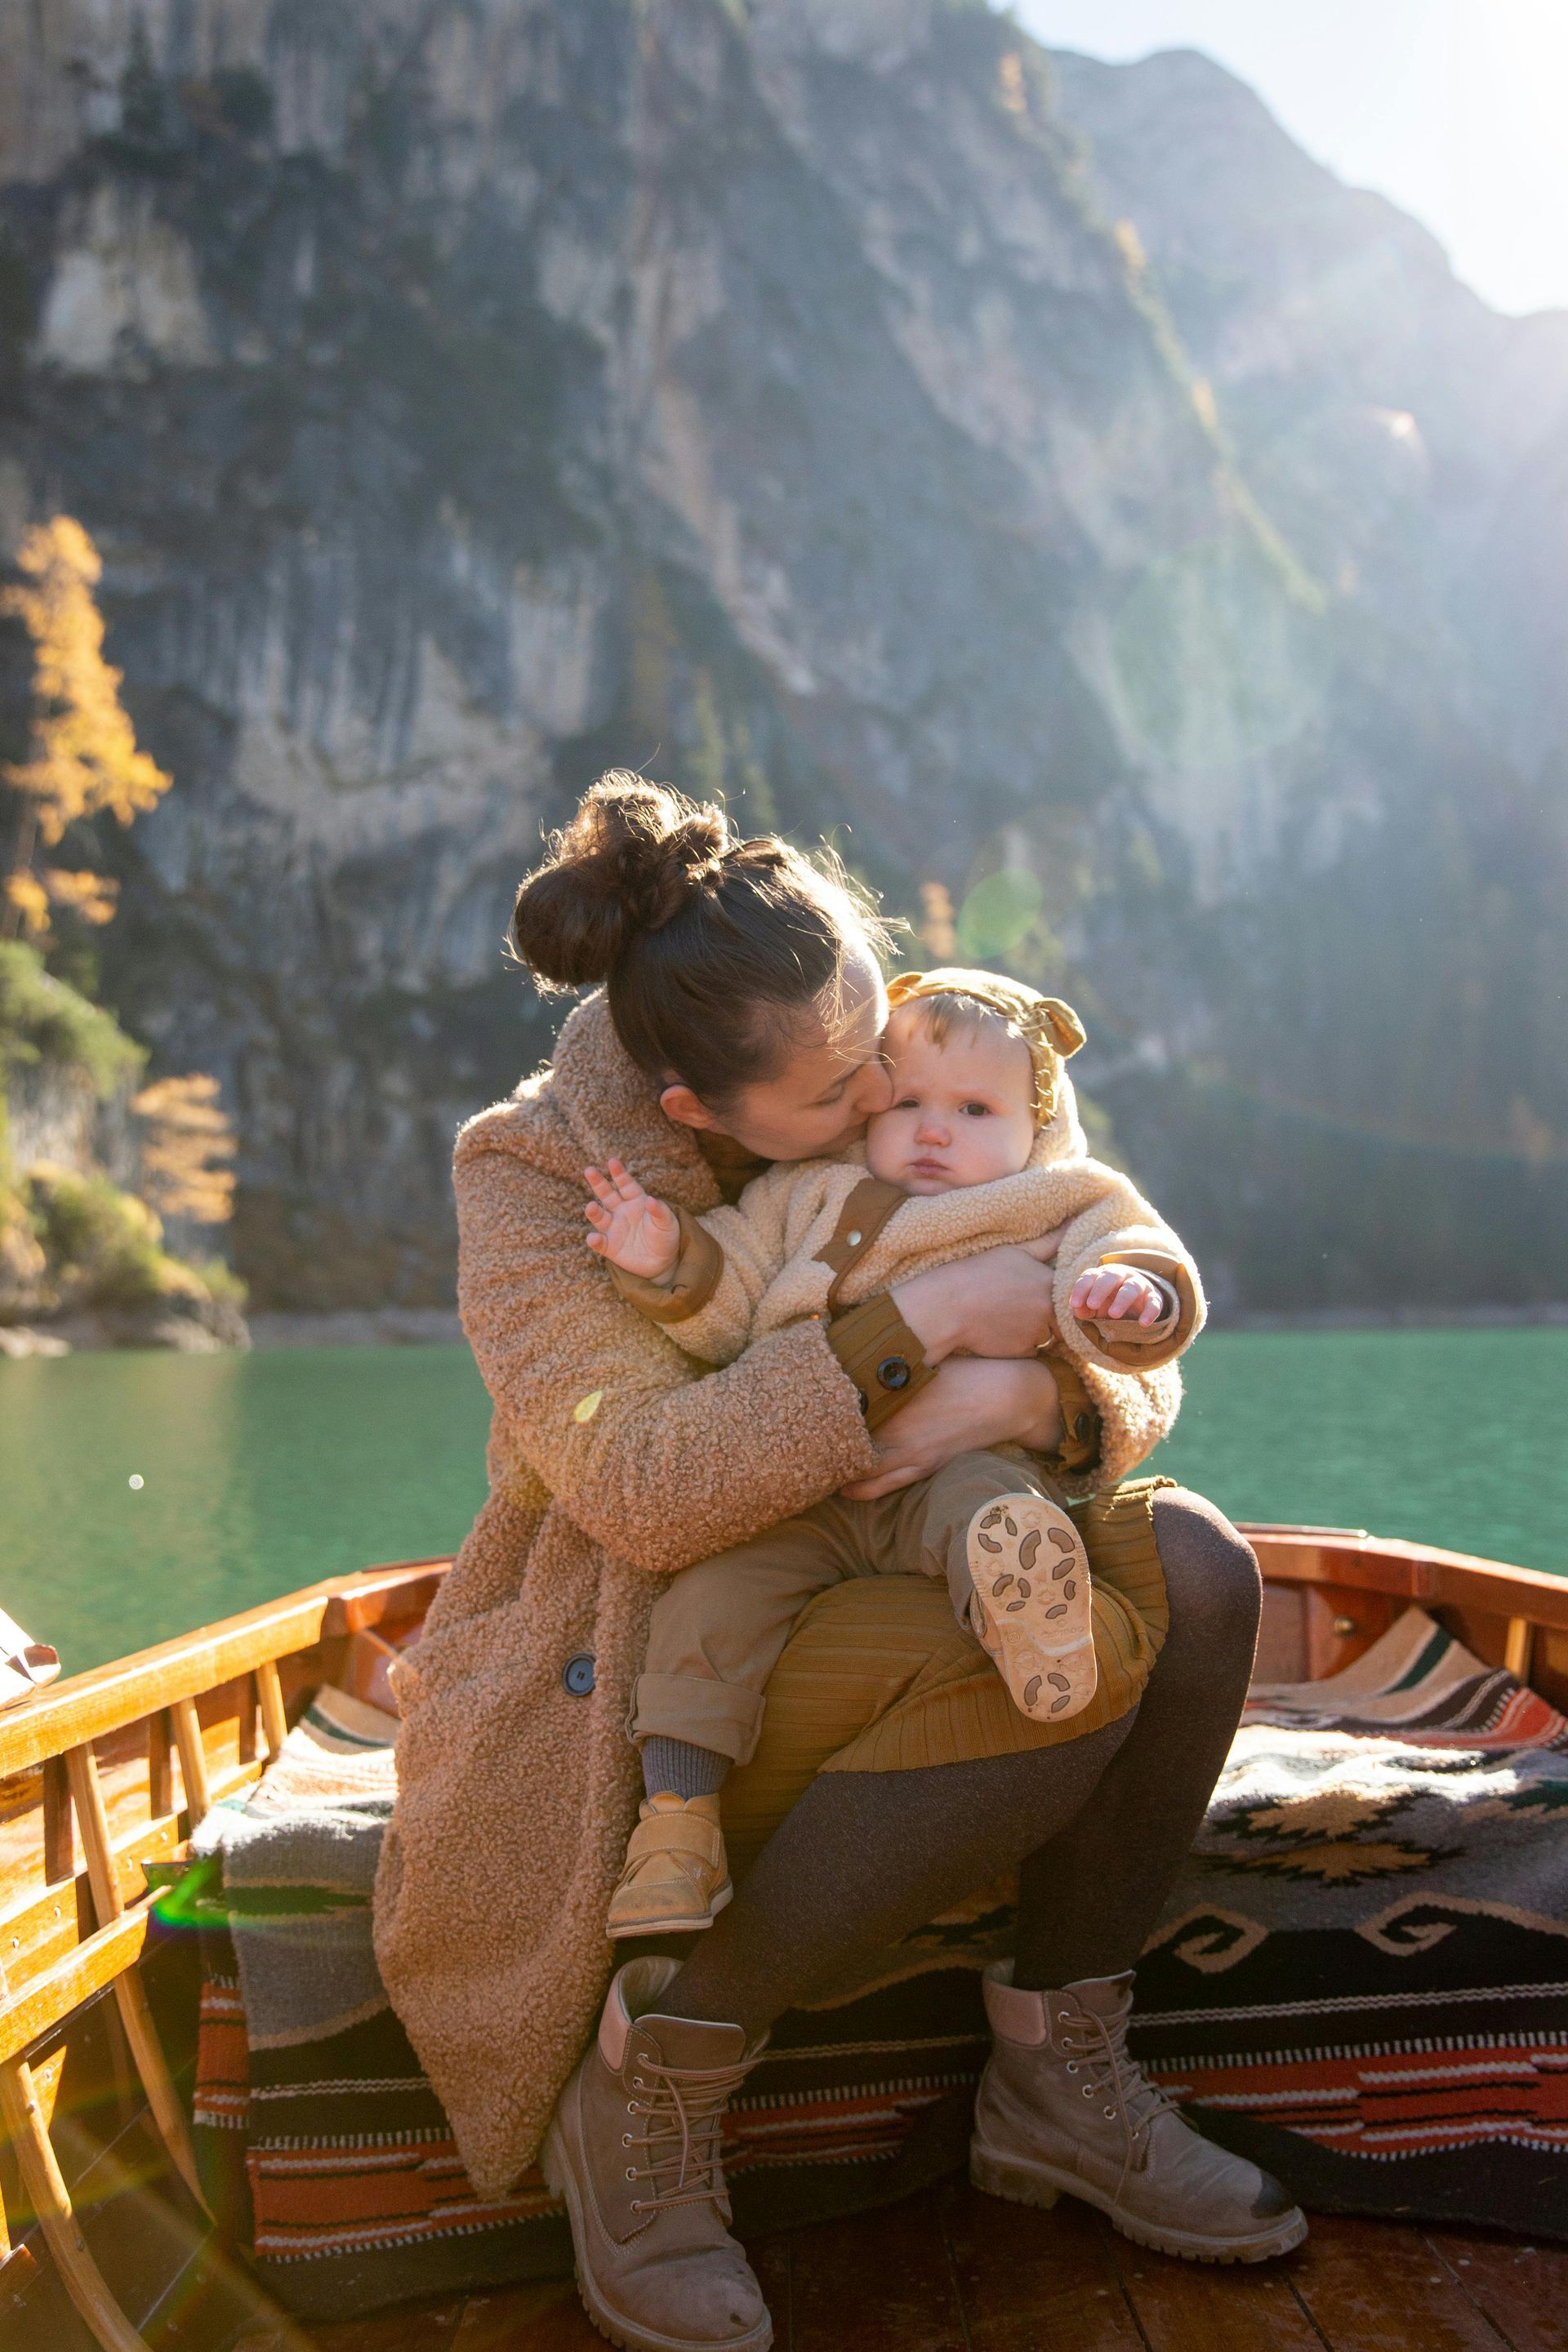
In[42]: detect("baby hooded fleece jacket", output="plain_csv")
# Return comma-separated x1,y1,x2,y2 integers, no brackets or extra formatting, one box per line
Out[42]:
612,1072,1206,1433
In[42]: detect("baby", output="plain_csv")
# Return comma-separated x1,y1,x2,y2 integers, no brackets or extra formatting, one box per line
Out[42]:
584,968,1204,1937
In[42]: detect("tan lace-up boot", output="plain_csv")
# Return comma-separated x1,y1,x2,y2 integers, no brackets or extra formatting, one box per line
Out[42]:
970,1962,1307,2263
608,1793,733,1940
542,1955,771,2352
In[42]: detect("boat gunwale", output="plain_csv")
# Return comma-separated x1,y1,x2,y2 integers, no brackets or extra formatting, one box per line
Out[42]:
0,1560,448,1783
2,1531,1565,1787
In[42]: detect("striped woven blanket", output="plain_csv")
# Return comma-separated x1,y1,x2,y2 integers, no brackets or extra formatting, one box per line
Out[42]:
189,1605,1568,2314
1130,1605,1568,2233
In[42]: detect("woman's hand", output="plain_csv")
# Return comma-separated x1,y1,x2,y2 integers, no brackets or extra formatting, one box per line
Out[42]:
840,1357,1064,1501
891,1231,1066,1362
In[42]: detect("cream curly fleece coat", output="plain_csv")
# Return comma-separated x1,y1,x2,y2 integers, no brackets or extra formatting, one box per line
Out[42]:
372,993,1185,2198
662,1098,1205,1383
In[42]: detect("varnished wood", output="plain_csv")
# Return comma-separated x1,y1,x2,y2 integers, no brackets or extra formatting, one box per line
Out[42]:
0,2056,149,2352
1244,1528,1568,1633
146,1714,172,1821
171,1699,212,1826
0,1752,263,1997
788,2187,968,2350
256,1659,289,1760
941,2184,1144,2350
63,1746,206,2211
42,1756,73,1885
7,1533,1568,2352
1287,2212,1510,2350
0,1562,448,1782
0,1910,154,2069
1114,2245,1321,2352
1428,2228,1568,2352
1503,1615,1535,1680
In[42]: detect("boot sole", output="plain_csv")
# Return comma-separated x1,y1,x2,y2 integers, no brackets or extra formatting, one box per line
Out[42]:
967,1496,1097,1721
542,2119,773,2352
607,1879,734,1941
969,2138,1308,2265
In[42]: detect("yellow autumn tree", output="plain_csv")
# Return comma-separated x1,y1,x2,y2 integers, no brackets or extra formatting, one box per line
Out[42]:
131,1073,237,1227
1,515,171,942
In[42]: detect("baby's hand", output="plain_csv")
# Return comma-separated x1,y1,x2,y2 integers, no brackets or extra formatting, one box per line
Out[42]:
584,1159,682,1282
1070,1263,1169,1329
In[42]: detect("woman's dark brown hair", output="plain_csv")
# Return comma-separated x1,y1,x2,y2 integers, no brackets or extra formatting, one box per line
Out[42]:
510,771,887,1105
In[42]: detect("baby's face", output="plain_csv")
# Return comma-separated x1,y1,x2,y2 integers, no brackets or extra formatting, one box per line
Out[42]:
865,1009,1037,1194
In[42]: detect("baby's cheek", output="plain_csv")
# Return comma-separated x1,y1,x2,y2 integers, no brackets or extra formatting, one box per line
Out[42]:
862,1118,904,1183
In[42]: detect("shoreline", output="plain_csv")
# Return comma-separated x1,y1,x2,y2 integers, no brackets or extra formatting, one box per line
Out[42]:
1213,1303,1568,1333
5,1303,1566,1358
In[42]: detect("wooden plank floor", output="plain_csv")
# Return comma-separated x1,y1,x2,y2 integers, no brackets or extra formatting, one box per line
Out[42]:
225,2187,1568,2352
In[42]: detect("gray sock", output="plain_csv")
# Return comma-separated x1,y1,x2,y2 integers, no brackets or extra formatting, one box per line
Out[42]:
642,1736,730,1802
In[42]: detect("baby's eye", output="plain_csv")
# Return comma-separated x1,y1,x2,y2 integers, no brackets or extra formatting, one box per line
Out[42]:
960,1102,991,1118
894,1095,920,1111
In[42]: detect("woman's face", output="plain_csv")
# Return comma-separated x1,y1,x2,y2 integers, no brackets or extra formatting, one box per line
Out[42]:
662,951,894,1162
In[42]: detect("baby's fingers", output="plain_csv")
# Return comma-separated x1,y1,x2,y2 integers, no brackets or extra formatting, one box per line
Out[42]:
583,1165,622,1209
583,1200,612,1231
604,1156,644,1201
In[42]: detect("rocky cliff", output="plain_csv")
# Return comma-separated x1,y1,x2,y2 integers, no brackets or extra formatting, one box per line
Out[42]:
1,0,1562,1311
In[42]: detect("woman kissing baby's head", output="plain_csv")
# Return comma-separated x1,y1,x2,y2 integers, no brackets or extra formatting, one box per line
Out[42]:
865,993,1038,1196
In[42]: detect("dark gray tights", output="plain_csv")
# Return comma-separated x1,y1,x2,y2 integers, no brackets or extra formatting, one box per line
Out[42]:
666,1490,1259,2041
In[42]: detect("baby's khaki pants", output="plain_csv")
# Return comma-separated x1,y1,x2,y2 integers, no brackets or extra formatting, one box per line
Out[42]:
630,1449,1064,1767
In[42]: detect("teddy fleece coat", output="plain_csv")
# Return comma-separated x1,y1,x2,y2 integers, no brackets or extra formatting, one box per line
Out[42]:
372,993,1186,2199
652,1083,1205,1392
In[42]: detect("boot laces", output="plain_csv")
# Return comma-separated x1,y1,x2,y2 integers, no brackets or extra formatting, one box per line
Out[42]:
1059,2002,1174,2192
625,2056,749,2216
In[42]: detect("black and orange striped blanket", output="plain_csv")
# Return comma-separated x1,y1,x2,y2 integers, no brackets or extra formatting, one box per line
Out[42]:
187,1609,1568,2316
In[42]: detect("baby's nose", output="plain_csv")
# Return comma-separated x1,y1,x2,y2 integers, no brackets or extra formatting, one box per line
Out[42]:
915,1111,950,1143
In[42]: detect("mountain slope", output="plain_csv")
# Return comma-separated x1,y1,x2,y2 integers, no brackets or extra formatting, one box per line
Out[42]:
1,0,1562,1309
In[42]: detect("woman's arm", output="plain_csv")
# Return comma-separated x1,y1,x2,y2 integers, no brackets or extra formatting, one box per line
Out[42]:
839,1356,1065,1501
457,1132,876,1576
891,1236,1064,1361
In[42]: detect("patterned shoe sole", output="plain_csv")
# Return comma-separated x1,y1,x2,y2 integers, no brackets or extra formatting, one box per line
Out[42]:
966,1493,1097,1721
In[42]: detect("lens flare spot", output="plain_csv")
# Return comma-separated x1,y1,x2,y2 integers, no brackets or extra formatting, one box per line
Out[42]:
128,1473,145,1490
572,1390,604,1424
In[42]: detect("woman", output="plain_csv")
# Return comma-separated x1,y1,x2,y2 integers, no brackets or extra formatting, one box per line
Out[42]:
374,777,1302,2352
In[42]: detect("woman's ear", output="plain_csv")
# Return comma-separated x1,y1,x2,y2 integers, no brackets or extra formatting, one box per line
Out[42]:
659,1082,719,1133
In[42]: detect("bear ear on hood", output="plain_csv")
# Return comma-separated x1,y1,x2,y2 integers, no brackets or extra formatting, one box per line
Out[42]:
1040,998,1086,1059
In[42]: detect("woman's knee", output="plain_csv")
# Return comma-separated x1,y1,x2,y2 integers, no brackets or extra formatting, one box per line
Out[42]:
1151,1486,1261,1656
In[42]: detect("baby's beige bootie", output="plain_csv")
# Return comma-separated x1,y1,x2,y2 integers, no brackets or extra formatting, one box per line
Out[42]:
608,1792,733,1939
965,1493,1098,1721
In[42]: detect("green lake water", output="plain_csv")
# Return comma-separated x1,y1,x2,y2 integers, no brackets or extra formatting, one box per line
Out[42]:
1,1330,1563,1677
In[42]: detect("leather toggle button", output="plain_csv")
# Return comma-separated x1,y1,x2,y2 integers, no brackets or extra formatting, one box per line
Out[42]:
1073,1411,1092,1440
562,1653,596,1697
857,1390,869,1415
877,1356,911,1391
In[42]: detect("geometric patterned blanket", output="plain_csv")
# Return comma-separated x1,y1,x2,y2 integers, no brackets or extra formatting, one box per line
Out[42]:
1131,1607,1568,2235
185,1606,1568,2316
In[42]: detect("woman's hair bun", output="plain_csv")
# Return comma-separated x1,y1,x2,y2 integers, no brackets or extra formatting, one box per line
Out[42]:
511,772,733,987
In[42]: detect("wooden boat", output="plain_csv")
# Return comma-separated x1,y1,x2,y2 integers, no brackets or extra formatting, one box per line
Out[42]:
2,1526,1566,2352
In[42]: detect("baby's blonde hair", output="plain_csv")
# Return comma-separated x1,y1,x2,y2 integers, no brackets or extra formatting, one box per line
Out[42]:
890,989,1034,1071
